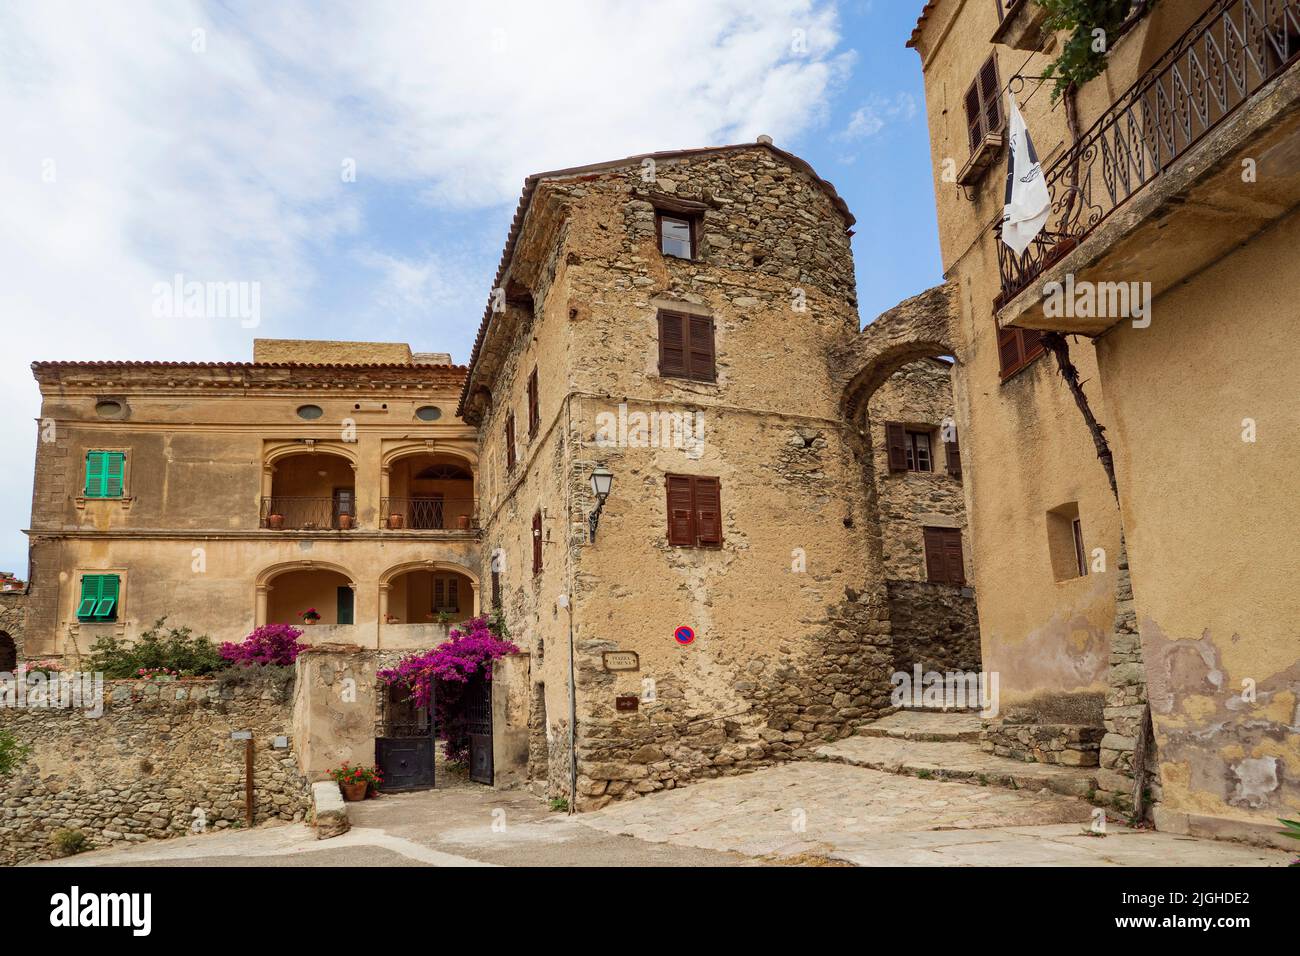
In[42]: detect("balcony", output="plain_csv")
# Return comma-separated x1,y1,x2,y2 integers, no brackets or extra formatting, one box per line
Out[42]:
992,0,1051,51
260,496,356,531
997,0,1300,334
379,496,476,531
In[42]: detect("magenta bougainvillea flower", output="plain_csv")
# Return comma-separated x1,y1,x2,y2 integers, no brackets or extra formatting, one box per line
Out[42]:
219,623,308,667
378,617,518,763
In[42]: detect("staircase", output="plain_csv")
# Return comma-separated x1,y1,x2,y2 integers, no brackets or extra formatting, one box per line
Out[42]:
816,711,1099,801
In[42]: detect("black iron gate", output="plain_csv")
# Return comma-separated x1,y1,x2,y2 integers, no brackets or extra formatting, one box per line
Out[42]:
466,674,493,785
375,684,435,791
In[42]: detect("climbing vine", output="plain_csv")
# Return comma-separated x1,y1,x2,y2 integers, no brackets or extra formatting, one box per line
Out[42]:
1038,0,1157,100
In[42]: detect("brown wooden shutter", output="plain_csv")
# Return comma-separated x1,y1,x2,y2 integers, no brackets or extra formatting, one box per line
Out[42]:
658,311,687,377
687,315,716,381
885,422,908,473
1020,327,1045,361
923,527,948,583
531,511,542,575
666,475,696,546
505,413,516,470
945,427,962,478
979,56,1002,137
527,368,539,437
491,570,501,610
997,325,1024,377
943,529,966,585
693,477,722,545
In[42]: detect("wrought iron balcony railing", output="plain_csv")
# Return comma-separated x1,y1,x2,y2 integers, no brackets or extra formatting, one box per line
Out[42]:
380,497,477,531
997,0,1300,305
260,496,356,531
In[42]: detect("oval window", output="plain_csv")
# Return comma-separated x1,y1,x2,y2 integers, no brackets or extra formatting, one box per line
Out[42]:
296,405,324,420
415,405,442,422
94,400,123,418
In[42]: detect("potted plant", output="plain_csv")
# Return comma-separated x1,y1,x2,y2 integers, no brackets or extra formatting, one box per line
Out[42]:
338,513,354,530
456,514,470,530
387,512,404,529
268,512,284,530
330,763,382,802
298,608,321,626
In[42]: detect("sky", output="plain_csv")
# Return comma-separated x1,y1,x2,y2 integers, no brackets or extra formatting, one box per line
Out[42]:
0,0,941,575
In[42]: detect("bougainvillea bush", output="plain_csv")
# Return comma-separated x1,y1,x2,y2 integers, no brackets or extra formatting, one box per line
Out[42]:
378,617,518,764
219,623,308,667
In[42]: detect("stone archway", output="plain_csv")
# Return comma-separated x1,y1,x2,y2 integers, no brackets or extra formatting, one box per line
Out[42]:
833,282,981,682
0,631,15,671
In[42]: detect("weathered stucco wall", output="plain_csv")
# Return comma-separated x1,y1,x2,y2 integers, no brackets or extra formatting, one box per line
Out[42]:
0,675,308,865
1096,207,1300,833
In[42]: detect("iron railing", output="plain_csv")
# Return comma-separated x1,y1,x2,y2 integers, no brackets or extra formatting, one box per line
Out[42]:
997,0,1300,304
380,497,476,530
260,496,356,530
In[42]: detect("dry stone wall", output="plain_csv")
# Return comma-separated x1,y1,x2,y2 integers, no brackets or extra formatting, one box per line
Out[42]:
0,675,308,865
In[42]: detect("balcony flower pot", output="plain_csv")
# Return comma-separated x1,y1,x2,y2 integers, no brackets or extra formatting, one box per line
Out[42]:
338,513,354,530
456,515,471,530
268,513,284,530
387,513,405,530
339,781,367,802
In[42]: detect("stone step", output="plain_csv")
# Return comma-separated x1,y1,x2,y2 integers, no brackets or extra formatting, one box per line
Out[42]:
815,735,1099,801
856,710,984,743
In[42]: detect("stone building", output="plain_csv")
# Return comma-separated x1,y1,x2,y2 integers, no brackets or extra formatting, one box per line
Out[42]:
905,0,1300,843
22,340,480,657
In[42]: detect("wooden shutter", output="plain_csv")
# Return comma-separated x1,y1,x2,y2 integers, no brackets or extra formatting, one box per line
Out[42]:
1020,327,1045,361
434,578,445,610
997,325,1024,377
693,477,722,546
666,475,696,545
94,574,119,619
687,315,716,382
76,575,100,619
527,368,539,437
945,427,962,478
885,422,908,473
965,55,1002,152
491,570,501,610
531,512,542,575
505,414,516,471
658,311,688,377
448,578,459,611
104,453,125,497
85,452,105,497
923,528,948,583
942,530,965,585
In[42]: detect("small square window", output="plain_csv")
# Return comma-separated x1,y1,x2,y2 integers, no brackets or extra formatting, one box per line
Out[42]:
657,213,695,260
905,431,933,472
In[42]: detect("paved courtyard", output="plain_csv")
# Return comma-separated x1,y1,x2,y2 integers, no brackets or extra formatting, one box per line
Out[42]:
32,759,1291,867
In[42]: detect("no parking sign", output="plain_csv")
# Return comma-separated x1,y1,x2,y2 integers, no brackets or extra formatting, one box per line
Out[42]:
674,625,696,646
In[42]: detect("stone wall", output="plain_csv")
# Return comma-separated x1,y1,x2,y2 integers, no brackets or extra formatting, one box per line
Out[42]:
886,579,979,675
0,675,308,865
0,593,26,666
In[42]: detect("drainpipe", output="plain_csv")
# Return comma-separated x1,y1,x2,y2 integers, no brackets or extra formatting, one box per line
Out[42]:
565,394,578,814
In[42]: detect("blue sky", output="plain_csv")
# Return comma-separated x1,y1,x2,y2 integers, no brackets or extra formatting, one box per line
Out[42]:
0,0,940,574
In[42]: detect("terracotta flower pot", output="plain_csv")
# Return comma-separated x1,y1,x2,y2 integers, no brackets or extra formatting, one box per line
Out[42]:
302,617,318,626
340,780,367,802
457,515,470,530
338,513,353,530
268,514,284,530
387,513,404,529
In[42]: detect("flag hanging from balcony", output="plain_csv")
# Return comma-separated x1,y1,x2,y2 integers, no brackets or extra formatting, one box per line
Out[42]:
1001,95,1050,257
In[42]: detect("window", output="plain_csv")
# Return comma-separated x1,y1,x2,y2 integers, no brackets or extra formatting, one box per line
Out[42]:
658,310,716,382
84,451,126,498
76,574,120,622
527,368,540,438
884,424,936,474
964,54,1003,153
532,512,543,576
906,430,932,472
415,405,442,421
296,404,323,420
998,324,1045,378
1046,502,1085,581
656,212,696,259
665,475,722,547
491,569,501,610
505,413,516,471
433,576,460,613
944,427,962,478
923,527,965,585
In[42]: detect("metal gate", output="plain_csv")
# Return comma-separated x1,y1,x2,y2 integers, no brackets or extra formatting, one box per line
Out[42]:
375,684,435,791
466,674,493,785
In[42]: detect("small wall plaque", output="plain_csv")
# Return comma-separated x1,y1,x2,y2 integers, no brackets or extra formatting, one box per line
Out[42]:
615,695,640,712
230,730,252,741
602,651,640,672
273,735,289,749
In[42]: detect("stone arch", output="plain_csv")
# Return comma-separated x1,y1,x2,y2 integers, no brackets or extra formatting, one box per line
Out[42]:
255,560,357,626
381,443,478,471
0,631,15,671
262,441,360,469
379,559,481,623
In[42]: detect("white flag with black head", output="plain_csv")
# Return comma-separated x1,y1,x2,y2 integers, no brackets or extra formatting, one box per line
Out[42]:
1001,94,1050,257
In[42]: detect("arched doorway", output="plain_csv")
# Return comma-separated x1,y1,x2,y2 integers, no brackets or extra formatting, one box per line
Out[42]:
0,632,15,671
262,450,357,530
258,563,356,627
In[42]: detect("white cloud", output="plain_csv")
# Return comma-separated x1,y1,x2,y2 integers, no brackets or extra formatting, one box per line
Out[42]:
839,91,919,140
0,0,851,572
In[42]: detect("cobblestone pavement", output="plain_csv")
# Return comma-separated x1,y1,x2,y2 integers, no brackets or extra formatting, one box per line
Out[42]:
32,761,1292,867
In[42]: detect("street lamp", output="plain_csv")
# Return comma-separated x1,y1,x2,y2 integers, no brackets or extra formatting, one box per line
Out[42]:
588,467,613,542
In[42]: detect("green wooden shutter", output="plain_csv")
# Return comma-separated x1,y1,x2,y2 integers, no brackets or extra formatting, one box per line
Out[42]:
93,575,119,619
85,452,105,497
104,452,125,497
76,575,101,619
